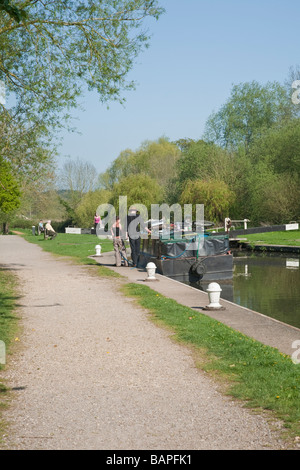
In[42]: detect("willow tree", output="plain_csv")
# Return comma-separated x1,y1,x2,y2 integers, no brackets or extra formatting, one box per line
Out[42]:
179,179,235,224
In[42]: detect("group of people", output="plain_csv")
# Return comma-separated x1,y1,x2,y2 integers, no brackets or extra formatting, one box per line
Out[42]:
38,220,57,239
111,207,151,267
36,209,149,264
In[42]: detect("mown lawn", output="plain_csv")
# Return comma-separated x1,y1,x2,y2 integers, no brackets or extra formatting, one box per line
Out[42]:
243,230,300,246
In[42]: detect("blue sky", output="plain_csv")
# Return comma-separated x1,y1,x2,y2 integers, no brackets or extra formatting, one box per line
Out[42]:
57,0,300,174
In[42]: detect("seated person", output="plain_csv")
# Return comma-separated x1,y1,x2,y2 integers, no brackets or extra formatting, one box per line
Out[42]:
38,220,44,235
45,220,57,239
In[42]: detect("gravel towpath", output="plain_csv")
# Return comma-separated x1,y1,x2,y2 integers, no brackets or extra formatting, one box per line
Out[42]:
0,235,286,450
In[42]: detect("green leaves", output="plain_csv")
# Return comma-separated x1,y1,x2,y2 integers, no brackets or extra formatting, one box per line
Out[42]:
0,0,164,122
0,0,27,23
204,81,294,151
0,157,21,214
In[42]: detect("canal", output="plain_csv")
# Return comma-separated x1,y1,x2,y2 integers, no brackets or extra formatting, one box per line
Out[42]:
191,251,300,329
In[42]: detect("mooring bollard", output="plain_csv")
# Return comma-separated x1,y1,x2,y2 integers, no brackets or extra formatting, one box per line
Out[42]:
145,262,158,281
32,225,36,236
204,282,225,310
95,244,102,256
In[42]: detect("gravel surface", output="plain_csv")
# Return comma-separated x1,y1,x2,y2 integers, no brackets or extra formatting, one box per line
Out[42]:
0,235,286,450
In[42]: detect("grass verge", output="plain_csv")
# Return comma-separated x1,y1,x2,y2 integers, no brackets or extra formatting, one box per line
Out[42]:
121,282,300,442
13,229,120,278
0,268,20,441
243,230,300,247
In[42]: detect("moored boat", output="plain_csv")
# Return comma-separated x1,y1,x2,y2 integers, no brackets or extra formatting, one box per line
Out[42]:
138,230,233,283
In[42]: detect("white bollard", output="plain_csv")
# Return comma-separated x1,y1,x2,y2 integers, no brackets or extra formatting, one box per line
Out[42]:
145,262,158,281
95,244,102,256
204,282,225,310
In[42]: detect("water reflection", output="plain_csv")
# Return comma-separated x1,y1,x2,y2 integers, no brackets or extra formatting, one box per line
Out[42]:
190,252,300,329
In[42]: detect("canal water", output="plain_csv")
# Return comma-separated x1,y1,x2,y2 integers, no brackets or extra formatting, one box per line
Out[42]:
191,251,300,329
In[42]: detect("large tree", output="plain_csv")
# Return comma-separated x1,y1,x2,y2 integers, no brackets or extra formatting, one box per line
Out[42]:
0,0,164,130
203,81,293,152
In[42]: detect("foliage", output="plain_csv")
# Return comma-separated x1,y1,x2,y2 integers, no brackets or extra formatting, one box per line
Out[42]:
179,179,235,223
0,0,27,23
75,189,112,227
169,139,233,202
204,81,293,151
109,173,163,214
0,0,164,131
58,158,98,211
0,156,20,214
99,137,181,198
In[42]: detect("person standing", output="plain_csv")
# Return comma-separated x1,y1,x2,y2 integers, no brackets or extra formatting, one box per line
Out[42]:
94,213,101,235
127,208,151,267
111,217,128,267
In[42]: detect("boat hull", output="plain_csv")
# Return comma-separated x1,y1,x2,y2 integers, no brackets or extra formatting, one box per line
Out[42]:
138,236,233,283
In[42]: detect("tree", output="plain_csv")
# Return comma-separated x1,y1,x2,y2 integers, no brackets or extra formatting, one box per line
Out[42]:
246,162,300,224
0,156,21,232
179,179,235,224
0,0,164,130
99,137,181,198
109,173,163,214
99,149,135,190
203,81,293,151
59,158,98,210
168,139,232,204
248,118,300,176
75,189,112,227
0,0,27,23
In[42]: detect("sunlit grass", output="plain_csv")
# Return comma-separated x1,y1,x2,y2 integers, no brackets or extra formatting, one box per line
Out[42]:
122,282,300,440
244,230,300,246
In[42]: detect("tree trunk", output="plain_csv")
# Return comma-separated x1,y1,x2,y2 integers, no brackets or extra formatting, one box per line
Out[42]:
2,222,9,234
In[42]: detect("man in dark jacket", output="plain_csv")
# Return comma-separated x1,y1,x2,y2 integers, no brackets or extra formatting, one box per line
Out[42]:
127,207,151,266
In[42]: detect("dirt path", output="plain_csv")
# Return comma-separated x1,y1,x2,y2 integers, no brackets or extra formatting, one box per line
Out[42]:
0,235,286,450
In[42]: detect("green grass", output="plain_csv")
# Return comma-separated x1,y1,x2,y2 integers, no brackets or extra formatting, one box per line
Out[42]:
14,229,120,277
243,230,300,247
122,283,300,441
16,229,114,262
0,269,20,440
